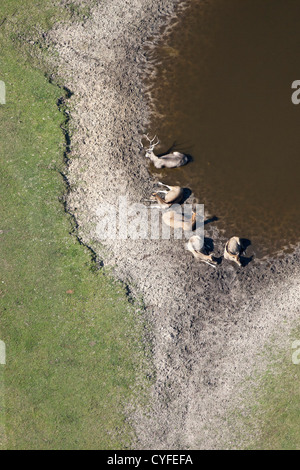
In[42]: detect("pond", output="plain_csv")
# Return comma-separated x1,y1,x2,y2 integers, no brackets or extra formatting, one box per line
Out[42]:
145,0,300,258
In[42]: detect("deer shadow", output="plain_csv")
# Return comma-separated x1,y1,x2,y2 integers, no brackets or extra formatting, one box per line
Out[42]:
181,187,192,203
239,238,253,266
204,215,219,226
204,237,222,265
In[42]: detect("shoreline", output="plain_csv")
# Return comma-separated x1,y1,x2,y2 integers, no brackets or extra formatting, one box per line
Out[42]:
48,0,300,449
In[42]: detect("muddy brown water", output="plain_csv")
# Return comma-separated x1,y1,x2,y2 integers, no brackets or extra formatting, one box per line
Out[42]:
145,0,300,258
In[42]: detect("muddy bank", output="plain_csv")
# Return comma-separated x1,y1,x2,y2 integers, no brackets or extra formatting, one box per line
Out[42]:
48,0,300,449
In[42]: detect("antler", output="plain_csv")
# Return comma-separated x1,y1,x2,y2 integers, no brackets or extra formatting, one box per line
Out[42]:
143,134,160,150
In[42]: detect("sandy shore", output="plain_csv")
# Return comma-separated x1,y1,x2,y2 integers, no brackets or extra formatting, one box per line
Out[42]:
48,0,300,449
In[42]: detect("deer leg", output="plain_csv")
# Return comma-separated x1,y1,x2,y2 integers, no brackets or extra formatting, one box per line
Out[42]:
157,182,172,190
204,259,217,268
156,190,168,195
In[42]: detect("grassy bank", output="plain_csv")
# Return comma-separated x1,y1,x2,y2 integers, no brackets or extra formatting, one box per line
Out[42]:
247,332,300,450
226,330,300,450
0,1,147,450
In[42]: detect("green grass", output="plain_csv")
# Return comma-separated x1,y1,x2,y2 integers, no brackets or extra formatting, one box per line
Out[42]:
0,1,148,450
225,330,300,450
246,332,300,450
0,0,93,31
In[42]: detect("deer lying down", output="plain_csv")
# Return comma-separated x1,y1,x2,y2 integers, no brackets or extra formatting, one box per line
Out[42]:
224,236,243,266
162,210,196,231
152,182,184,208
144,135,189,169
187,235,217,268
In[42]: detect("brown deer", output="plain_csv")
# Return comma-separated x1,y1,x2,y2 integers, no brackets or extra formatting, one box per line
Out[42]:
162,209,196,232
152,182,184,208
187,235,217,268
224,237,243,266
144,135,189,169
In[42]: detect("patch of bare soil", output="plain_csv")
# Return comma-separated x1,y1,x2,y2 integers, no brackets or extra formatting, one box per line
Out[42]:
48,0,300,449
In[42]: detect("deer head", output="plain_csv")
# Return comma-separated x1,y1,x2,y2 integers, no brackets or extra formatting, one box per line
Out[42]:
144,134,160,159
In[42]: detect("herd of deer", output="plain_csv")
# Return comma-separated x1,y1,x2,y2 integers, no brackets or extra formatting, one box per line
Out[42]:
143,135,248,268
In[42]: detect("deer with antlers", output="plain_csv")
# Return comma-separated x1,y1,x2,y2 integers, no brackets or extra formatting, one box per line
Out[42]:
144,135,189,169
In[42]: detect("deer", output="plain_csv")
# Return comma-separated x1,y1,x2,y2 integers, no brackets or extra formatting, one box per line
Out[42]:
144,135,189,169
224,236,243,266
187,235,217,268
151,182,184,208
162,209,197,231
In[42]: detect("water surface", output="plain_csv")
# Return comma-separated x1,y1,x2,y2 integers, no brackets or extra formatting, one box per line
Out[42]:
146,0,300,258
